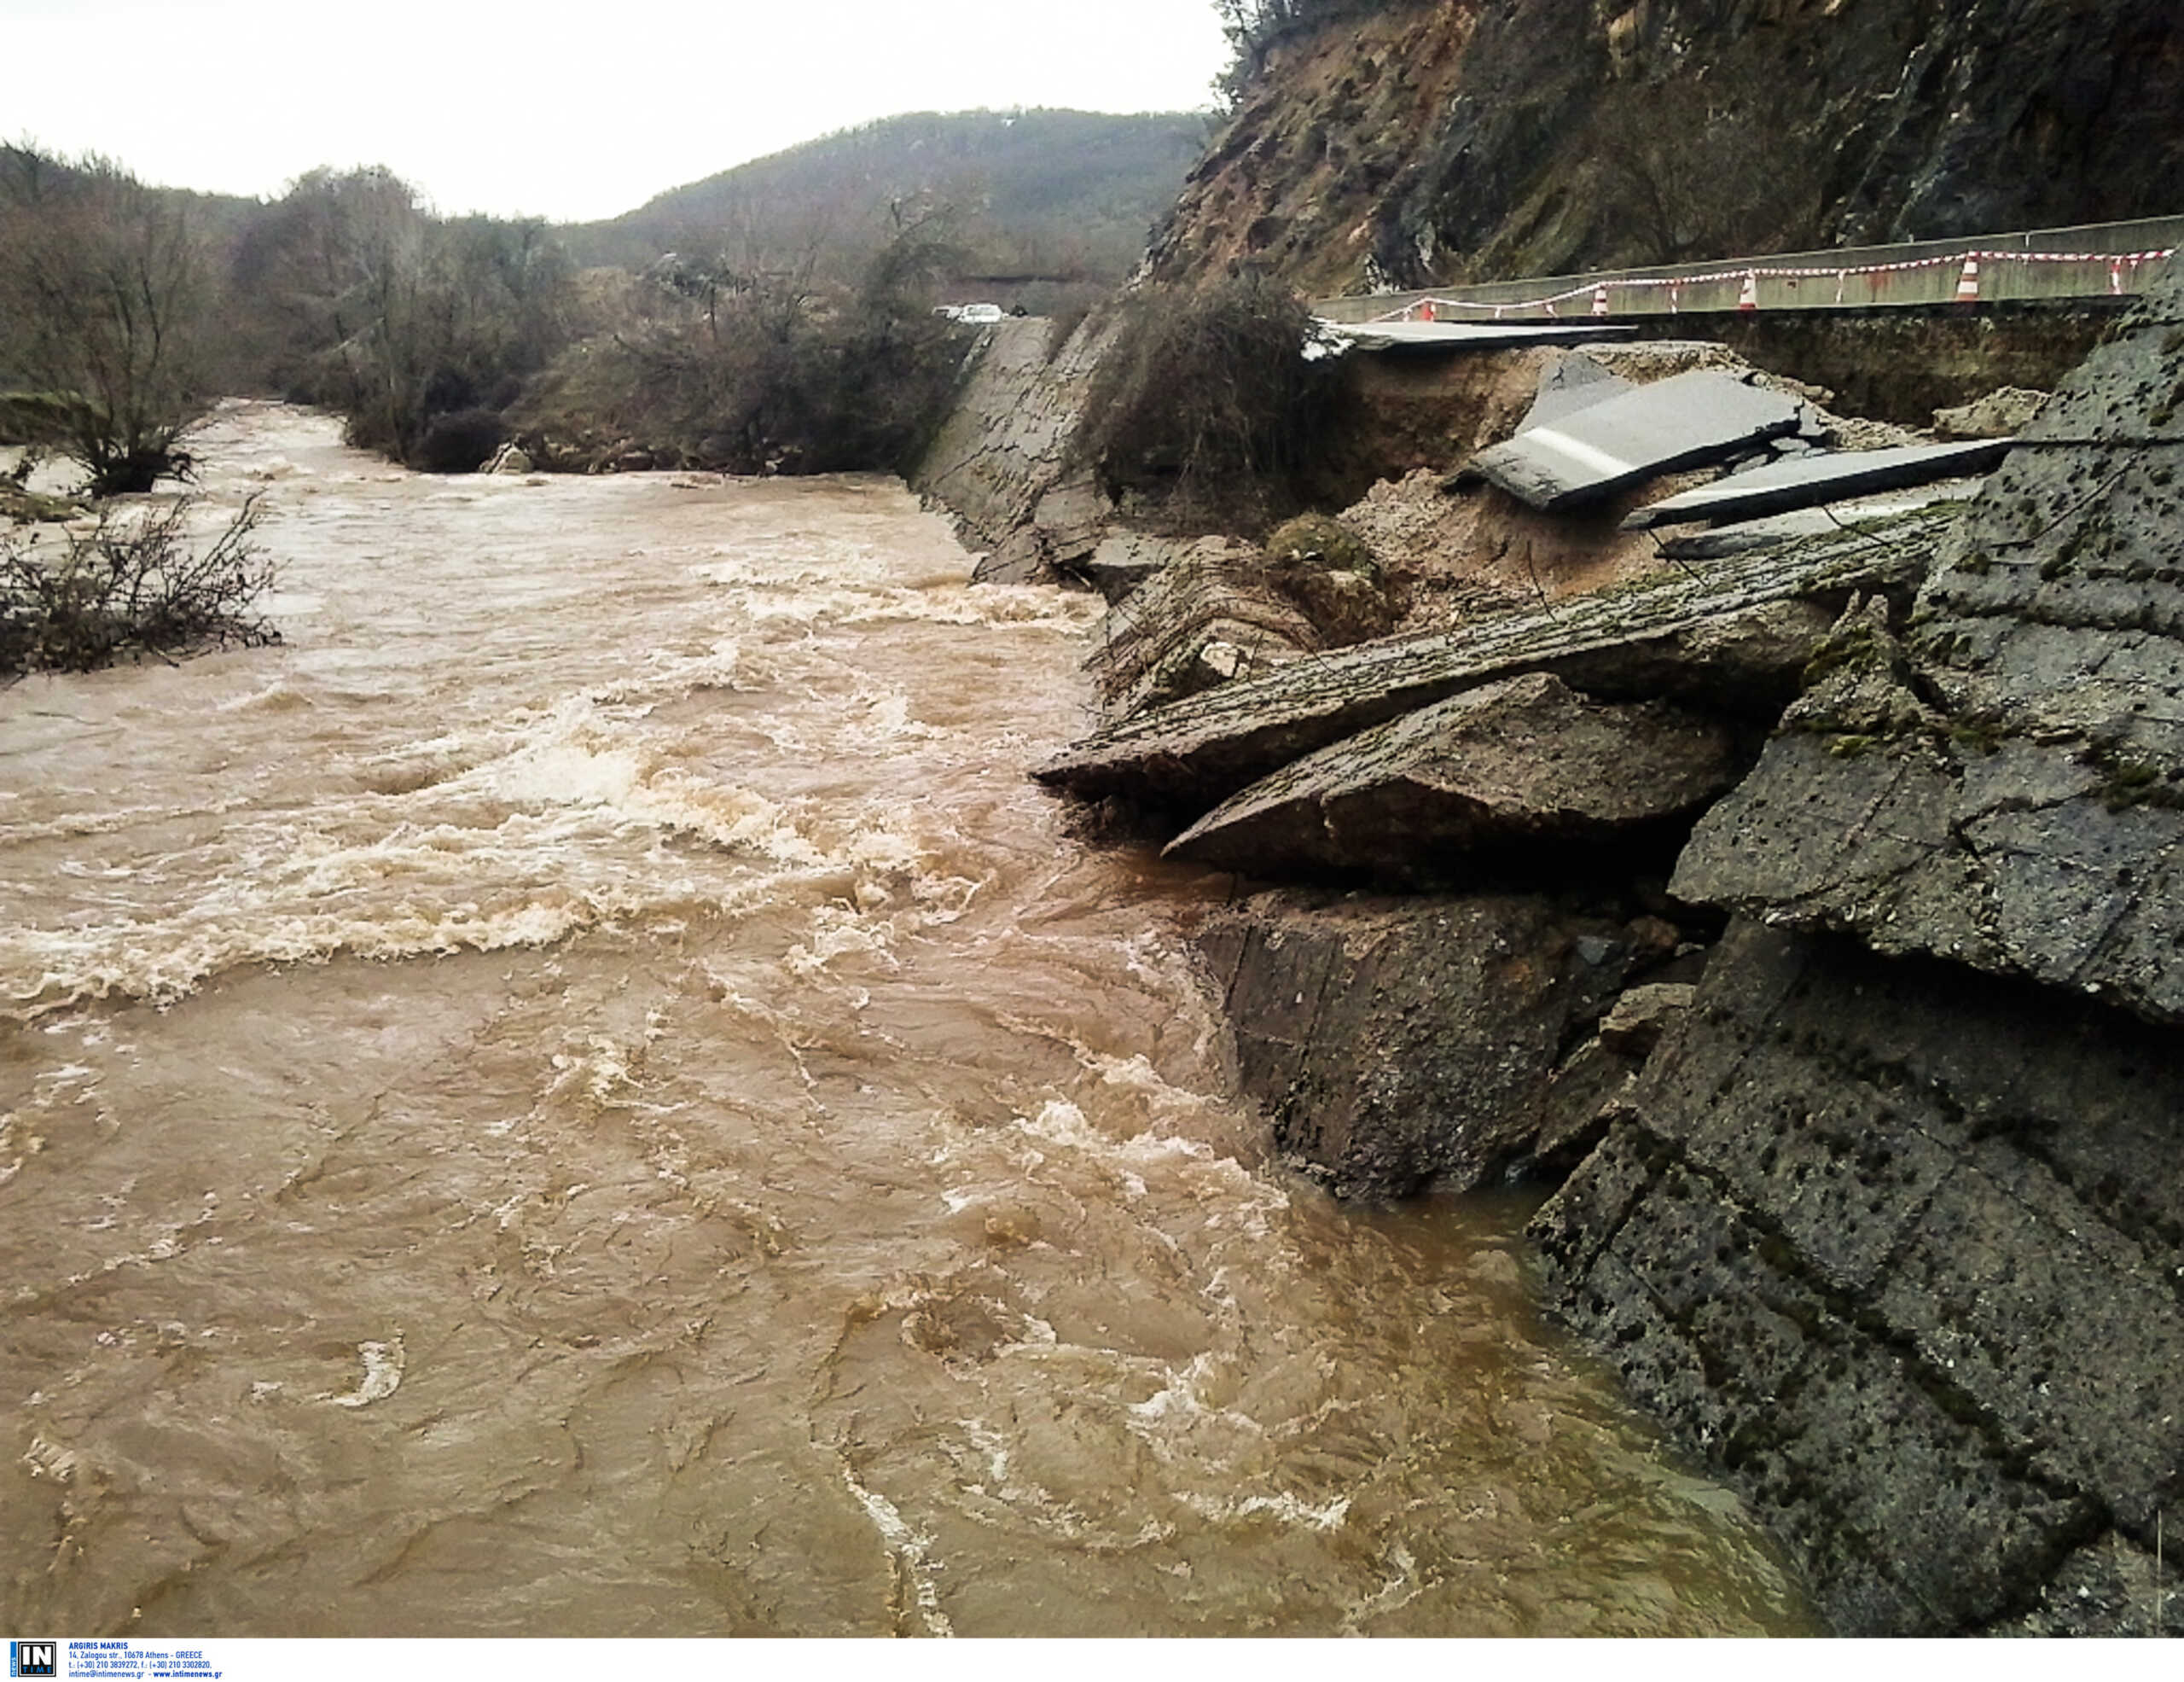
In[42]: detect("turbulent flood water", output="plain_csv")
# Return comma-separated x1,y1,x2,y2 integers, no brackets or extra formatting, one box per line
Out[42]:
0,404,1810,1637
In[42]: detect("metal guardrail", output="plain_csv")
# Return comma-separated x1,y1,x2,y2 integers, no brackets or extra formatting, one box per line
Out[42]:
1311,216,2184,323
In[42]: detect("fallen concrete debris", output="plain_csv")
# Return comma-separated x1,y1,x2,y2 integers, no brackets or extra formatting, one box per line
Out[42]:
1623,439,2014,530
1670,259,2184,1025
1320,318,1641,354
1164,671,1740,876
1934,386,2050,439
1657,480,1986,560
1451,370,1808,511
1067,532,1186,604
1037,513,1950,812
1594,981,1695,1056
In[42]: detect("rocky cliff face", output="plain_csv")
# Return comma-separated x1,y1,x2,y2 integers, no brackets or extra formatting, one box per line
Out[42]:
1529,258,2184,1635
1153,0,2184,295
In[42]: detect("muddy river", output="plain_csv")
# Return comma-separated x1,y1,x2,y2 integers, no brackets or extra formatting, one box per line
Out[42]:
0,405,1809,1635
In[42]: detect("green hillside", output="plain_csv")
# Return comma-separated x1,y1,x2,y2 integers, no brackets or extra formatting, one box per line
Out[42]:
565,108,1206,292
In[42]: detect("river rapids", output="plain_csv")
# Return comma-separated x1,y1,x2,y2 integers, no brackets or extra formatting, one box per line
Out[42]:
0,404,1810,1636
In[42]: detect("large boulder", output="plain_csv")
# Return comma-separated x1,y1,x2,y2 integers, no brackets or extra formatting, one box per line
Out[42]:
1194,890,1650,1196
1671,259,2184,1026
1165,671,1742,877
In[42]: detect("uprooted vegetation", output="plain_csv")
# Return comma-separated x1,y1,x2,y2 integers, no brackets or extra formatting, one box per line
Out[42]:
0,497,277,678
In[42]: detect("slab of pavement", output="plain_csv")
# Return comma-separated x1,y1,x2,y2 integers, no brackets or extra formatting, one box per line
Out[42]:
1623,438,2016,530
1451,369,1808,510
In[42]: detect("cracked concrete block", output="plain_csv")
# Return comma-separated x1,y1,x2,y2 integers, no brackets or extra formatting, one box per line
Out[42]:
1038,514,1944,814
1193,889,1631,1196
1164,672,1741,877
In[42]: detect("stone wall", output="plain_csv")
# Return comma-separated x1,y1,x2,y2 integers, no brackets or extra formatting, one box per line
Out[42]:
909,316,1115,585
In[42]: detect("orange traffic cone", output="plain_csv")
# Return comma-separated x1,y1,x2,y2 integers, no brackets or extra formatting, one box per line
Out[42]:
1955,254,1981,302
1738,271,1758,311
1591,285,1610,317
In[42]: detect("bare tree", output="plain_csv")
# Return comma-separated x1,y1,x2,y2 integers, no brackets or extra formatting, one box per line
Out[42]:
0,146,212,496
1591,85,1804,267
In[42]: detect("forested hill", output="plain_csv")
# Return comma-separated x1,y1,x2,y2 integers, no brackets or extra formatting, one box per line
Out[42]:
564,109,1206,288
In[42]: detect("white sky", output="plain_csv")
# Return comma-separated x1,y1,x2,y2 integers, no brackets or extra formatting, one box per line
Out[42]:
3,0,1232,223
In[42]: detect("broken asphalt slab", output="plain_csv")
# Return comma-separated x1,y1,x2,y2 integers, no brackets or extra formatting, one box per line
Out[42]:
1519,353,1635,434
1319,318,1641,354
1162,670,1741,876
1623,439,2015,530
1451,369,1807,511
1035,512,1952,814
1658,481,1986,560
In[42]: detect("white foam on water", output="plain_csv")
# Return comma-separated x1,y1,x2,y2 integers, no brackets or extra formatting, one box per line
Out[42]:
841,1462,955,1638
324,1339,406,1409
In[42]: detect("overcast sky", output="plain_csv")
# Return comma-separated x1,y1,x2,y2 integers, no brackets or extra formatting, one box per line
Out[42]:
3,0,1232,223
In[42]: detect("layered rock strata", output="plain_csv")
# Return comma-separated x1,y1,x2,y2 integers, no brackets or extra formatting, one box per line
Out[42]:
1534,263,2184,1634
1153,0,2184,294
1673,267,2184,1022
1532,920,2184,1636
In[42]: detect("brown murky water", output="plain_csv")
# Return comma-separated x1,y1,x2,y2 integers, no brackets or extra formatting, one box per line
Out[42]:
0,405,1810,1636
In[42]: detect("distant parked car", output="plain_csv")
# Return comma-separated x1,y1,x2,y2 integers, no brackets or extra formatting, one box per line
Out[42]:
935,303,1007,324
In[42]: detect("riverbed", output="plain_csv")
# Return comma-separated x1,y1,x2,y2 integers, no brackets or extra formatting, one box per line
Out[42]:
0,404,1809,1635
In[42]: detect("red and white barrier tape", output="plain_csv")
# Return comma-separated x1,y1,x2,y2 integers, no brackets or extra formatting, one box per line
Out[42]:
1366,245,2181,323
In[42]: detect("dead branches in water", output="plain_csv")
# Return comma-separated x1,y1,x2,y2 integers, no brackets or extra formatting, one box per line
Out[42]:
0,496,277,678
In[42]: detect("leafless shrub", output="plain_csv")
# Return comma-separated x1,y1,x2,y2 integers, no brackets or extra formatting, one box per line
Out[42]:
0,496,276,678
1075,275,1338,532
512,204,975,476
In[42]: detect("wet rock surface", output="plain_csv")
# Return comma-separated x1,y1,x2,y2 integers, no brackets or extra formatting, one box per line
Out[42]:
1531,919,2184,1635
1673,264,2184,1025
1165,672,1742,877
1194,890,1649,1197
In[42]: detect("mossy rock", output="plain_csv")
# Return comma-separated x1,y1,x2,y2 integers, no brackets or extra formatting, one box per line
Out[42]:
1262,513,1402,644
